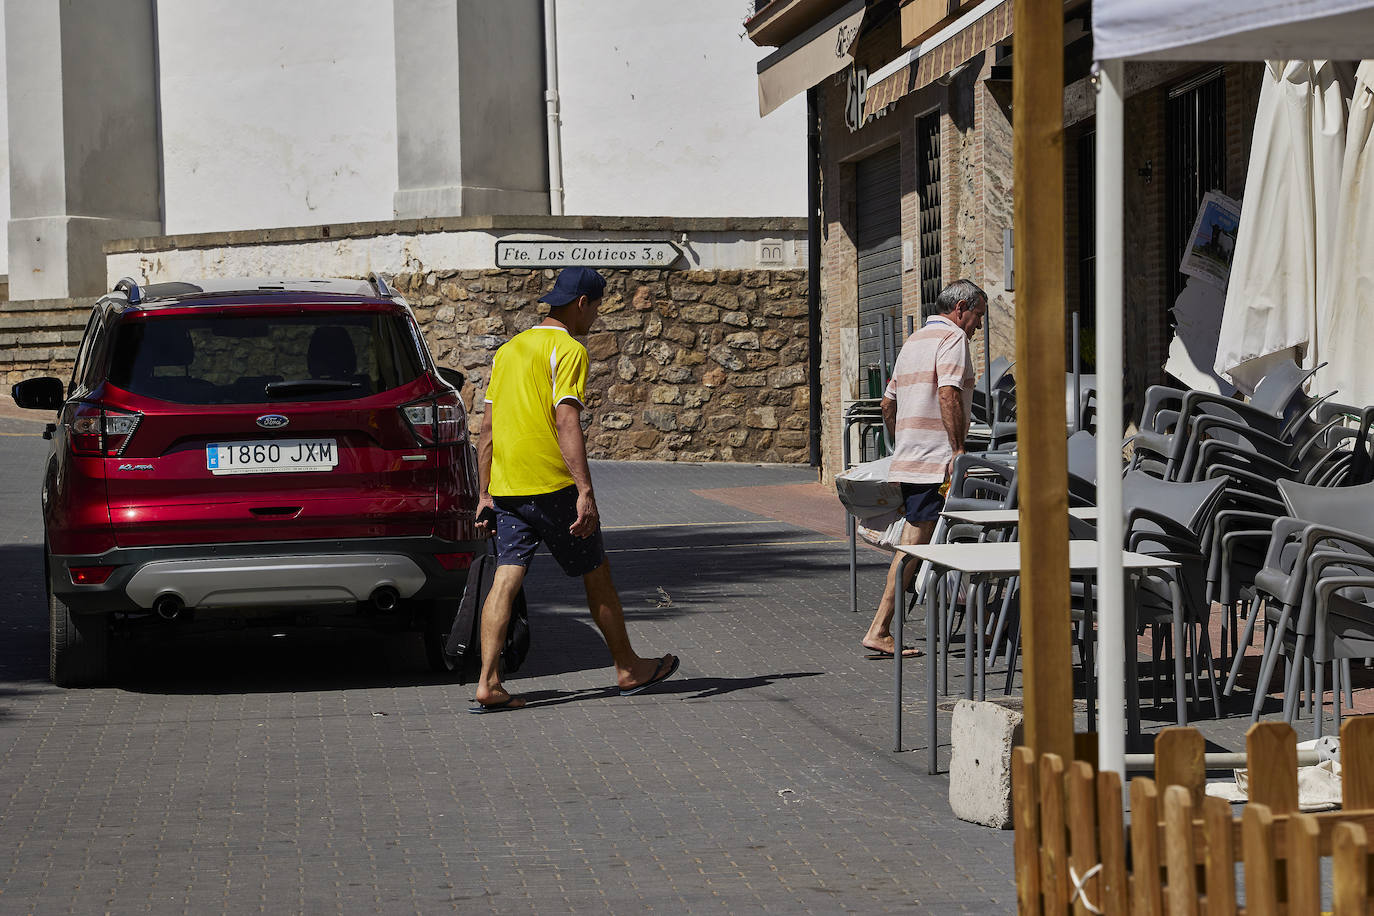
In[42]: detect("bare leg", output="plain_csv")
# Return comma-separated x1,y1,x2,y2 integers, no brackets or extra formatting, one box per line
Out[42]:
864,519,937,655
474,563,528,708
583,558,674,690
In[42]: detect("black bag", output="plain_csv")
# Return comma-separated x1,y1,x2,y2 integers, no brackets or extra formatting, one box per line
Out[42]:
445,548,530,684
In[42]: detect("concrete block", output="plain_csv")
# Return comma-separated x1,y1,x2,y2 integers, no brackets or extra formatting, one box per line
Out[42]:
948,698,1024,829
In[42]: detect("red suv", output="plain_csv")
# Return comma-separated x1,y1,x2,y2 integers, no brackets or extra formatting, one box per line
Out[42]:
12,276,481,686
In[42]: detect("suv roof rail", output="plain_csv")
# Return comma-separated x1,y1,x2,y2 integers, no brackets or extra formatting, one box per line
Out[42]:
113,277,143,304
369,272,395,298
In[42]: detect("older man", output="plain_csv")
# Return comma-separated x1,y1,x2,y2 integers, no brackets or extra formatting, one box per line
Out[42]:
862,279,987,657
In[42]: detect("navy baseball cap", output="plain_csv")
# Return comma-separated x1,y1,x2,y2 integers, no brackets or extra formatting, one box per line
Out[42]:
539,267,606,307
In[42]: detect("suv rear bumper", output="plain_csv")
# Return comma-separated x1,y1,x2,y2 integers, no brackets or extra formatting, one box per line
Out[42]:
51,536,485,614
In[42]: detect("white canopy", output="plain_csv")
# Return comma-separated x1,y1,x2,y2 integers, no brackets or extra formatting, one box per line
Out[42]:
1094,0,1374,61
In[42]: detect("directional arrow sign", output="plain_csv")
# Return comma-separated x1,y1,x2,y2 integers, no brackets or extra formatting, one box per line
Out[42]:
495,240,682,269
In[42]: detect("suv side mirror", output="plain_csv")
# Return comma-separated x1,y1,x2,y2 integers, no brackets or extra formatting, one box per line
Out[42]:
437,367,465,390
12,377,66,411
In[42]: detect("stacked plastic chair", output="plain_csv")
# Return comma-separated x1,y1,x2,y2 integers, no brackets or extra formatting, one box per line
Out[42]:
1225,478,1374,736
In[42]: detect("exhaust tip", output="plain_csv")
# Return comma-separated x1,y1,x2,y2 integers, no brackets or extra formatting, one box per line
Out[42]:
154,593,185,620
370,586,399,613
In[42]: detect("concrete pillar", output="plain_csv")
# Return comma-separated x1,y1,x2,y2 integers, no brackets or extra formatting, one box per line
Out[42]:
4,0,163,300
393,0,549,218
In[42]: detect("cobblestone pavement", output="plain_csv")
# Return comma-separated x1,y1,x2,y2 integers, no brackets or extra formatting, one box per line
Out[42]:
0,413,1021,915
2,405,1330,913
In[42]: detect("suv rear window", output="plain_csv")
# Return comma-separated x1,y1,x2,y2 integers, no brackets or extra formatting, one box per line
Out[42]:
106,312,425,404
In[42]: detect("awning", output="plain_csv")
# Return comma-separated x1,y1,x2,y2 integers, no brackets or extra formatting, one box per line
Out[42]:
863,0,1011,115
1093,0,1374,61
757,0,866,116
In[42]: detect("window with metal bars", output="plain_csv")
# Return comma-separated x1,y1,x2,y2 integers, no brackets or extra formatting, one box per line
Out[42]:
917,111,943,318
1166,70,1227,306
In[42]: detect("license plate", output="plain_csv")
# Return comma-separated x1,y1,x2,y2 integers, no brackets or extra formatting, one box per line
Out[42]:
206,439,338,475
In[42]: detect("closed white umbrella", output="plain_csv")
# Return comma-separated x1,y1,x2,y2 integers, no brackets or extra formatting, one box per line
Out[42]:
1214,60,1350,394
1317,61,1374,407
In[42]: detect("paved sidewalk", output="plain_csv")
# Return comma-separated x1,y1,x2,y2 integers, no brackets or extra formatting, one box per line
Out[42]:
0,426,1018,914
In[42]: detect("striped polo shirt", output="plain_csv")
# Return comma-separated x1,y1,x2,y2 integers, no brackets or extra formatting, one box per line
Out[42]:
883,314,975,484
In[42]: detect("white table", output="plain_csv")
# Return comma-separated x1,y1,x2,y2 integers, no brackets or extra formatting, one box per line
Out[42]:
940,507,1098,525
920,507,1101,695
892,539,1179,774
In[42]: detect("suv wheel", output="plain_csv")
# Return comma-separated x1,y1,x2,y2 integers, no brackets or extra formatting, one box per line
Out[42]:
49,589,109,687
419,598,460,676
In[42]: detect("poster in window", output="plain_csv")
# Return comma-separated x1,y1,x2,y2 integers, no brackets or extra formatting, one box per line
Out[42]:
1179,190,1242,290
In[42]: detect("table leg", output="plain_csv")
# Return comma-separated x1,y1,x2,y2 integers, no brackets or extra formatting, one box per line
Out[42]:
940,572,951,695
1083,574,1096,732
848,515,857,615
964,573,975,701
1173,594,1187,726
976,576,987,702
1125,571,1141,744
893,555,908,753
928,566,941,775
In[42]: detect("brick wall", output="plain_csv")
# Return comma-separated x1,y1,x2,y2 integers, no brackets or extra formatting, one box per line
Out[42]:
816,15,1011,482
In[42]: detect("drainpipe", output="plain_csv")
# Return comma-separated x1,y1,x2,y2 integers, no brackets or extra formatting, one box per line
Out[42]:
807,86,822,469
543,0,565,215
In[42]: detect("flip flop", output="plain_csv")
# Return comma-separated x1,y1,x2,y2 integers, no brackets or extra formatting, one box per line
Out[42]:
865,645,924,659
619,654,681,697
468,696,525,714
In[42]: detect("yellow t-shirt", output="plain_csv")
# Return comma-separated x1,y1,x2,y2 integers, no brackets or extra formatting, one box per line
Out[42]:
484,325,589,497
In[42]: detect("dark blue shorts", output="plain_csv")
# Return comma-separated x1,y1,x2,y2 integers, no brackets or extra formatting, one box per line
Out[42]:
900,482,945,524
492,485,606,577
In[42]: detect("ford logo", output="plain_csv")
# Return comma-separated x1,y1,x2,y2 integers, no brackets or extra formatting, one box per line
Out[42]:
256,414,290,430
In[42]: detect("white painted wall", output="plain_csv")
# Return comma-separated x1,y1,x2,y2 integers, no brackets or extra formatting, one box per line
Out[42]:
156,0,399,234
0,0,802,271
0,10,9,277
555,0,807,217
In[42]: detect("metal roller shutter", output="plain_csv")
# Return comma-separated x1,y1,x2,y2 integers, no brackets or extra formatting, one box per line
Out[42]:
917,112,942,318
856,145,903,387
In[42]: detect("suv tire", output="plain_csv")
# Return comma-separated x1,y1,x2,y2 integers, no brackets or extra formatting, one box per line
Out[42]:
50,589,109,688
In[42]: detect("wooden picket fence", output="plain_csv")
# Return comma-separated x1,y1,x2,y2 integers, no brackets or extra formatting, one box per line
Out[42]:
1012,717,1374,914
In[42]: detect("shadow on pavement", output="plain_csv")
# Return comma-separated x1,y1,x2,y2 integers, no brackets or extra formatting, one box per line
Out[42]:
0,543,50,683
512,671,825,710
0,516,856,695
595,523,858,615
110,608,626,695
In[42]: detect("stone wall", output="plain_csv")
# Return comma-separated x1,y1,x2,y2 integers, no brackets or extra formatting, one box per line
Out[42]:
401,267,812,464
0,265,812,465
0,298,88,387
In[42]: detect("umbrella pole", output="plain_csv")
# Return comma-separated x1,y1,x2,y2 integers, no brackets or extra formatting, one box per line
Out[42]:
1013,0,1072,765
1095,58,1128,778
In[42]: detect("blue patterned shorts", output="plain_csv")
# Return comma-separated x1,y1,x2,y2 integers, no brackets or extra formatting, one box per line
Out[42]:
492,485,606,577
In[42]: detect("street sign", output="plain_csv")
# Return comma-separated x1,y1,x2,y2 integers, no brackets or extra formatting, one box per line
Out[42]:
495,240,682,269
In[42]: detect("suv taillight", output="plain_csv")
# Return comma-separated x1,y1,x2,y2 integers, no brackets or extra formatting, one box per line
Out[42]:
401,390,467,446
66,402,142,457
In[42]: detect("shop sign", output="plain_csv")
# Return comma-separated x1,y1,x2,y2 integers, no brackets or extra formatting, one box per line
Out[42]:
495,240,682,268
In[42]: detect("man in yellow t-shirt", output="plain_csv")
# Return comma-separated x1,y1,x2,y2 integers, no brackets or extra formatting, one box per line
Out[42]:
471,267,680,713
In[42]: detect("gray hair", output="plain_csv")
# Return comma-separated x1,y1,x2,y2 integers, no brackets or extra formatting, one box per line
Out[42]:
934,279,987,314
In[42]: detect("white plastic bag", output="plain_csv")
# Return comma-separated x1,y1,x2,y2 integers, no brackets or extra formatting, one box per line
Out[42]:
857,510,906,550
836,456,904,521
